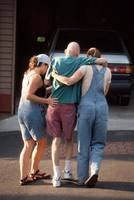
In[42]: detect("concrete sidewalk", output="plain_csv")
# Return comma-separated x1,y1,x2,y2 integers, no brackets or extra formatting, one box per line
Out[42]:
0,130,134,200
1,84,134,133
0,113,134,132
1,95,134,132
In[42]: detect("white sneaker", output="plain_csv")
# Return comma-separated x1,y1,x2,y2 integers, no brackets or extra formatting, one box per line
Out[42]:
52,177,61,187
64,170,73,180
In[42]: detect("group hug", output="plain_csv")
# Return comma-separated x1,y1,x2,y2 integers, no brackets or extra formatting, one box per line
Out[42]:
18,41,111,187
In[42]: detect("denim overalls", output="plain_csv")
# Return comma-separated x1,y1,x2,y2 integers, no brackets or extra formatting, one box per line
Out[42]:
18,73,46,141
77,65,108,182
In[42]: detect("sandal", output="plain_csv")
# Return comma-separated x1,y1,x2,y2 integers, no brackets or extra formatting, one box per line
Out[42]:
30,169,51,180
20,175,37,186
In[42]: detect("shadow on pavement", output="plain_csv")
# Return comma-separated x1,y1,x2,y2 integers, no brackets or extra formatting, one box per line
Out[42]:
0,132,22,159
0,131,134,200
97,181,134,192
0,131,134,160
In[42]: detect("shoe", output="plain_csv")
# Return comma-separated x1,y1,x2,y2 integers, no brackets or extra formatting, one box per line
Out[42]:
84,174,98,188
52,177,61,187
19,175,37,186
30,169,51,180
63,170,73,180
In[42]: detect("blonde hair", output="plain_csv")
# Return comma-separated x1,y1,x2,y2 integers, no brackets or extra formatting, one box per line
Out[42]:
87,47,101,58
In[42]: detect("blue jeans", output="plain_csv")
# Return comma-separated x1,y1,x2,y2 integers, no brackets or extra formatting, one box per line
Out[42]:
77,104,108,182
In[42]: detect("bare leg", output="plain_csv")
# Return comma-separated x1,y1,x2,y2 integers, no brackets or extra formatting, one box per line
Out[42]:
19,139,35,180
51,137,62,187
30,138,47,174
63,138,74,179
51,137,61,166
65,138,73,160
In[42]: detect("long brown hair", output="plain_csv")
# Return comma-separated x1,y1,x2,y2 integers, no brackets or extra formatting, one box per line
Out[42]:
25,55,38,73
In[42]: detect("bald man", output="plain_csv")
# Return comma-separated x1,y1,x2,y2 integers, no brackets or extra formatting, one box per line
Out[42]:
45,42,107,187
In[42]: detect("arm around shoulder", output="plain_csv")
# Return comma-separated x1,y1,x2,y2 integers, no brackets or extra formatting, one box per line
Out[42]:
96,58,108,66
52,68,84,85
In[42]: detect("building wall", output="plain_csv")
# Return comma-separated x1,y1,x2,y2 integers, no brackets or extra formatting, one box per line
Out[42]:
0,0,16,113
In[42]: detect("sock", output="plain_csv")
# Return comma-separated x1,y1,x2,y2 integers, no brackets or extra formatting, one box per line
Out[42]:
53,165,61,179
64,160,71,172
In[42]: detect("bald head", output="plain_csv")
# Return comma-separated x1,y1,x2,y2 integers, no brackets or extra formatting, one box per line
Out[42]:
65,42,80,57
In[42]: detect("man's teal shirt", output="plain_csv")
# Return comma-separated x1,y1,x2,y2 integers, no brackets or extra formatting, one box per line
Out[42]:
45,56,96,104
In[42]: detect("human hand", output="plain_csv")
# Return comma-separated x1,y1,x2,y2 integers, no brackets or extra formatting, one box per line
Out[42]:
96,58,108,66
51,70,57,78
47,96,58,106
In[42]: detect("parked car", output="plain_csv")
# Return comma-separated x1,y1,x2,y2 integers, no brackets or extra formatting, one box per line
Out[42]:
48,28,134,106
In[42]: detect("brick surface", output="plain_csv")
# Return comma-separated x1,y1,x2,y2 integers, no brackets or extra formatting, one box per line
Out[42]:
105,141,134,154
44,141,134,159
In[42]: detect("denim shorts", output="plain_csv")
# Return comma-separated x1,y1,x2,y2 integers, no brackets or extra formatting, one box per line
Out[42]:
18,106,46,141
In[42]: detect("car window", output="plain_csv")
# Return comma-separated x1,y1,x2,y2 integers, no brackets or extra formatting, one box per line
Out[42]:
55,29,124,53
